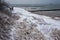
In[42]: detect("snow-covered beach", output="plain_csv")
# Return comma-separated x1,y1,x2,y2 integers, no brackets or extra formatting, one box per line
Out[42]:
8,7,60,40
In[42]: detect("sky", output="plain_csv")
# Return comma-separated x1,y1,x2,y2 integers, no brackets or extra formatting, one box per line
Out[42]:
6,0,60,4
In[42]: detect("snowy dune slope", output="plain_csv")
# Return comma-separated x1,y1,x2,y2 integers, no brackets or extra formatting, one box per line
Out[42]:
11,7,60,40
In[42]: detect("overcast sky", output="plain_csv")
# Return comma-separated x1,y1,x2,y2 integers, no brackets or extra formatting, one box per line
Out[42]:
6,0,60,4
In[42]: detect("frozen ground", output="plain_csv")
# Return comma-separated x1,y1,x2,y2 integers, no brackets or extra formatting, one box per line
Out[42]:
10,7,60,40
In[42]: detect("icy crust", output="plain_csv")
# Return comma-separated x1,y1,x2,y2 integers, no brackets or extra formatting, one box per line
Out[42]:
11,7,60,40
